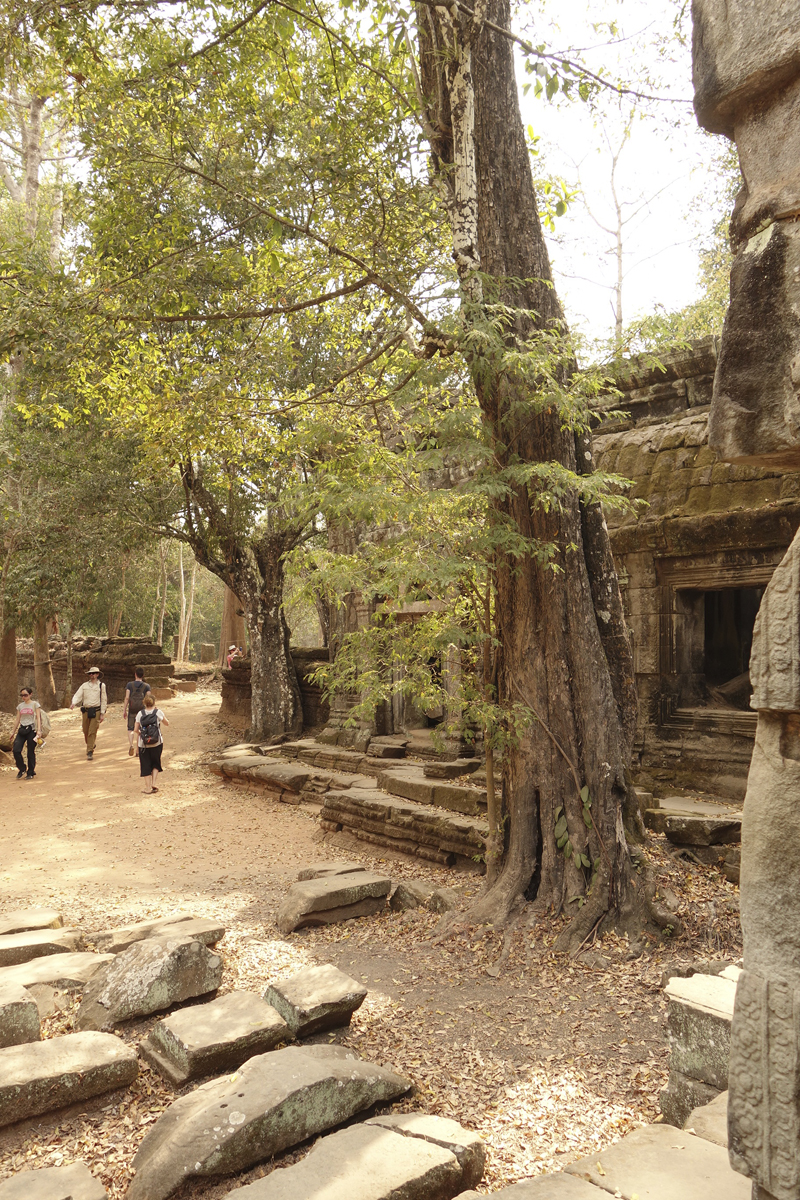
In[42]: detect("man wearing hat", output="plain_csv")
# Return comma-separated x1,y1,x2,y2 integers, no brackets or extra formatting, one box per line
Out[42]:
71,666,108,760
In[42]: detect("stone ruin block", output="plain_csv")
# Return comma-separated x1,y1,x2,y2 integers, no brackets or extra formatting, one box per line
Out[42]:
0,982,40,1048
0,1160,108,1199
660,970,738,1126
264,963,368,1036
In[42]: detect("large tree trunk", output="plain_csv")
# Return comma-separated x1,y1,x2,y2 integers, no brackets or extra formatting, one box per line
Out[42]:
418,0,639,948
0,627,17,712
238,538,303,741
218,586,247,666
33,617,58,711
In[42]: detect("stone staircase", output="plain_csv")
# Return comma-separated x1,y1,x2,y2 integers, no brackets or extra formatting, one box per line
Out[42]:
639,790,742,879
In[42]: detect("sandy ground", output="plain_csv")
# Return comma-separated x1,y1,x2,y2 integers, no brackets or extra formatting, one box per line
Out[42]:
0,691,742,1197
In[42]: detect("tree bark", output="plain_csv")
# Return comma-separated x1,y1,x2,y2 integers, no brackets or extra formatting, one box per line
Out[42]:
62,622,74,708
218,586,247,666
157,541,169,648
33,617,58,711
0,627,17,712
182,560,197,661
418,0,639,947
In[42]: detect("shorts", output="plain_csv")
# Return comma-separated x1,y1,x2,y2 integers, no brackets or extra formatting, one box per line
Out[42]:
139,744,163,776
127,711,140,731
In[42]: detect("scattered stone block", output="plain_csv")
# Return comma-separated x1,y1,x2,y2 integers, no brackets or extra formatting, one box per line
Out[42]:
428,887,458,914
140,991,290,1086
96,916,224,955
390,881,434,912
0,1032,138,1127
126,1043,411,1200
0,983,40,1048
660,1070,720,1129
224,1120,466,1199
25,984,65,1020
423,759,481,779
171,679,196,693
199,643,216,664
74,935,223,1031
366,741,407,759
151,687,174,701
243,762,313,793
0,928,85,968
0,1160,108,1199
276,873,392,935
566,1123,751,1199
265,964,367,1036
685,1088,728,1147
665,973,735,1089
378,767,487,817
663,815,741,847
366,1113,485,1188
0,909,62,938
296,862,366,881
0,952,113,993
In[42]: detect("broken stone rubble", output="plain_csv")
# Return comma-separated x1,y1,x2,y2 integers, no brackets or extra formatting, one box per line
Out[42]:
94,912,224,954
276,872,392,936
140,990,290,1086
126,1043,410,1200
0,927,85,968
0,951,113,992
264,963,367,1036
74,935,222,1031
0,1031,137,1128
0,908,63,937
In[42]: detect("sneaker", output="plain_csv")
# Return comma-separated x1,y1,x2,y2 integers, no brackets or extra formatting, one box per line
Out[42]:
24,773,35,780
87,750,94,760
128,746,135,757
16,770,24,780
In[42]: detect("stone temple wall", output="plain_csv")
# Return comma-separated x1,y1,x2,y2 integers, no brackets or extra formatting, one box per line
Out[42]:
594,337,800,798
16,635,174,705
219,649,330,732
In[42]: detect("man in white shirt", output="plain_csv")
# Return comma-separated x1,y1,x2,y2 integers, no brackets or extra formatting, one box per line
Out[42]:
71,666,107,760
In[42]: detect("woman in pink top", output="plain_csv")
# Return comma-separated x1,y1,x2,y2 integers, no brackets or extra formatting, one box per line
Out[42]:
10,687,42,780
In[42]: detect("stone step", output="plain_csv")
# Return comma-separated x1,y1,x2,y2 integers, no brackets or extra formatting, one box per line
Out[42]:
0,982,41,1048
224,1115,483,1198
127,1043,411,1200
457,1176,602,1198
140,990,289,1087
0,927,85,967
321,789,487,867
660,971,737,1126
423,759,482,779
644,809,741,845
565,1122,751,1199
0,1160,108,1199
685,1089,728,1147
377,766,487,816
0,952,113,992
0,1032,138,1127
0,908,62,938
94,914,224,954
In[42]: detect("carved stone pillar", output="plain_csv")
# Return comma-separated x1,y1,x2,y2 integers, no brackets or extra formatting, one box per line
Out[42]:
692,5,800,1196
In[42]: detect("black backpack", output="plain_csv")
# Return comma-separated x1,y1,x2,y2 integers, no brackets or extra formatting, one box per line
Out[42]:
139,708,160,747
129,681,149,715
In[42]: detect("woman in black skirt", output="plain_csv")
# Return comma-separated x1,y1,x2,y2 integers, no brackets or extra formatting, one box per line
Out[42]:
133,692,170,794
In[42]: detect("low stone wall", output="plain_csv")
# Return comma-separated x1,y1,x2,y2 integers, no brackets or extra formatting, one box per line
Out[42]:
660,967,739,1126
17,636,173,705
219,649,330,731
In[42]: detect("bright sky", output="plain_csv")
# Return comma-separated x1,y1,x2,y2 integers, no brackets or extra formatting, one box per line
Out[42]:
514,0,733,350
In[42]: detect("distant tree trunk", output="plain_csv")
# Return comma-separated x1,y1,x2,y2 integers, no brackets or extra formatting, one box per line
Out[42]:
62,622,74,708
0,627,17,712
181,560,197,661
176,544,187,663
218,586,247,667
33,617,58,710
157,541,169,648
417,0,639,947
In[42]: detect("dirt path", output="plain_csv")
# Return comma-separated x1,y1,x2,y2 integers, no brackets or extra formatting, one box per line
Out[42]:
0,691,742,1198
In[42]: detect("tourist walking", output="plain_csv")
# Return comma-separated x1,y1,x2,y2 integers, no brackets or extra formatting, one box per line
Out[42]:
71,666,107,760
10,686,42,780
123,667,151,755
134,692,169,794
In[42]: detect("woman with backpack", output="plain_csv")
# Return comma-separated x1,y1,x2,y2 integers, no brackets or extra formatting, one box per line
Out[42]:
133,692,169,795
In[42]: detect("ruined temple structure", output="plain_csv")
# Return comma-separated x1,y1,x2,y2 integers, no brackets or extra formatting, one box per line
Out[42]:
16,635,174,704
219,649,330,732
594,337,800,800
691,5,800,1198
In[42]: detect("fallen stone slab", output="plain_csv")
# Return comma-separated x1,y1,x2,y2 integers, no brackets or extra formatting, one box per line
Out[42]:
0,1032,138,1127
265,964,367,1036
126,1043,411,1200
455,1177,604,1198
659,1069,720,1131
423,759,481,779
242,762,313,793
0,952,114,993
390,881,434,911
366,1113,485,1187
565,1123,751,1199
276,873,392,935
94,911,197,952
0,908,62,938
224,1120,466,1199
209,754,266,779
140,991,290,1086
0,927,85,968
75,935,223,1032
685,1089,728,1147
366,742,407,759
97,917,224,956
296,862,366,881
663,815,741,847
0,1160,108,1199
0,982,40,1048
25,984,67,1020
378,768,487,817
428,888,458,914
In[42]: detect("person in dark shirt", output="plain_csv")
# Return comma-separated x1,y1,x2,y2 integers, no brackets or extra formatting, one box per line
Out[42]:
123,666,151,757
